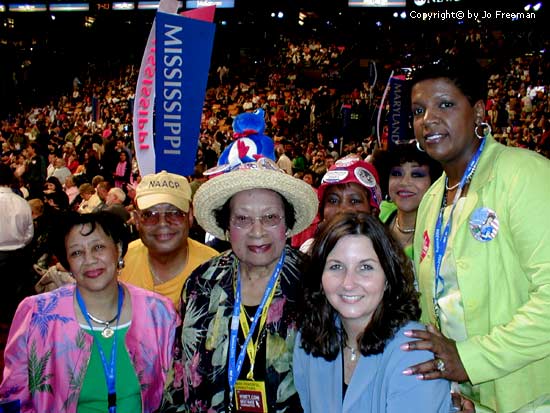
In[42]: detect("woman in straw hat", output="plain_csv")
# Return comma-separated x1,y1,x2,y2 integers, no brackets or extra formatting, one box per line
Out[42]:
160,109,318,413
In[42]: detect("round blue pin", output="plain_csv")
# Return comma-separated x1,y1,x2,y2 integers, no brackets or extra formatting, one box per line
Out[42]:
469,207,499,242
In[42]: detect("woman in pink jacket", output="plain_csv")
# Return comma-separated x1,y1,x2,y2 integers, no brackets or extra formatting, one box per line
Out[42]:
0,211,178,413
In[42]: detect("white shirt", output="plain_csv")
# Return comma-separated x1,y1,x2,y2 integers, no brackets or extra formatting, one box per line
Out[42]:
0,187,34,251
78,193,102,214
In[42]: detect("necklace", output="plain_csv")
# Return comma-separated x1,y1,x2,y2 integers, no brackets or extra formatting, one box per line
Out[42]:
445,180,460,191
395,216,415,234
242,305,257,323
87,312,120,339
79,284,124,340
445,164,478,192
345,345,358,362
149,266,164,285
148,247,189,285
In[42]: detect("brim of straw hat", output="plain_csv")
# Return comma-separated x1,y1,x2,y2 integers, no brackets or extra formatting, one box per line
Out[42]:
193,169,319,240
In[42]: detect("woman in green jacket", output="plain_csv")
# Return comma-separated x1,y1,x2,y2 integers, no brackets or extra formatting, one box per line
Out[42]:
402,56,550,412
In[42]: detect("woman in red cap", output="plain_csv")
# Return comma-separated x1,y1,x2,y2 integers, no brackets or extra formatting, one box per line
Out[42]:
298,155,382,253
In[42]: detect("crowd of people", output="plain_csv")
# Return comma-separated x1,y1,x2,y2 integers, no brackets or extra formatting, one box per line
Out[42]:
0,18,550,413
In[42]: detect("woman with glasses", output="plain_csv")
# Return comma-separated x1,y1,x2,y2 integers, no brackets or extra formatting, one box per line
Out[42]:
0,211,178,412
160,109,318,412
402,56,550,412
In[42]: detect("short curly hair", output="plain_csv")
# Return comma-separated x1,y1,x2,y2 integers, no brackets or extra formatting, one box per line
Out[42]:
298,212,420,360
410,55,488,106
53,211,130,272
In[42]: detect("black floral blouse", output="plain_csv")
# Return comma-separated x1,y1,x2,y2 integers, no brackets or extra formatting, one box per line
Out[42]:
160,245,306,413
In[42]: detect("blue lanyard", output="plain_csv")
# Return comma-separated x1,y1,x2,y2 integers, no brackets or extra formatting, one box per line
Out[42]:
76,283,124,413
433,138,486,319
228,250,286,396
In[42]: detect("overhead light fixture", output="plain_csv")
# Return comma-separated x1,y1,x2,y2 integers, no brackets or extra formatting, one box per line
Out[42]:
49,3,90,12
112,2,135,10
9,3,47,12
84,15,95,28
137,1,160,9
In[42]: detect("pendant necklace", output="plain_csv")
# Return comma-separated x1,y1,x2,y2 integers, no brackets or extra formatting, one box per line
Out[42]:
345,345,358,362
87,312,120,338
242,305,256,323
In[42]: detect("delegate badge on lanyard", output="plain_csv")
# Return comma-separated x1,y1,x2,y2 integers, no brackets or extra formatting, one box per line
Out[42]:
235,379,268,413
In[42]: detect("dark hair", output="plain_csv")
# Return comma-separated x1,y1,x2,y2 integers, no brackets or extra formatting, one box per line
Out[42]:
45,176,64,193
29,141,41,152
44,191,69,211
54,211,130,271
0,163,14,186
299,212,420,360
372,143,442,198
214,190,296,233
410,56,488,106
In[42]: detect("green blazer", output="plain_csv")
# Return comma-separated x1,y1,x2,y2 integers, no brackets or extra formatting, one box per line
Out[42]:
413,136,550,412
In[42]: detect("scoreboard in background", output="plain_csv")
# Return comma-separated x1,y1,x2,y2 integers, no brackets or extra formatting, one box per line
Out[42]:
0,1,186,12
349,0,406,7
185,0,234,8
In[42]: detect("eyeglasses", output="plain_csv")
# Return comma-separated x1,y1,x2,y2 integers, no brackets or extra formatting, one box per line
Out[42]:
138,209,187,226
230,214,284,229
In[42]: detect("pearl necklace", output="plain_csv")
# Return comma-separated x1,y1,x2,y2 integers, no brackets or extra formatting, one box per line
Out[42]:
395,216,415,234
